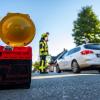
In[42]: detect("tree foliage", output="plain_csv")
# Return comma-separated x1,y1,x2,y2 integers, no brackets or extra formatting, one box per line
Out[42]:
72,6,100,46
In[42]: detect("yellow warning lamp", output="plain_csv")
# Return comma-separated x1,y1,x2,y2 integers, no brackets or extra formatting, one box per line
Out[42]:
0,13,36,46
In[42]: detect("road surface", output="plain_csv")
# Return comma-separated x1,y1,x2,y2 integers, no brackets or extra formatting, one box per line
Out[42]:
0,71,100,100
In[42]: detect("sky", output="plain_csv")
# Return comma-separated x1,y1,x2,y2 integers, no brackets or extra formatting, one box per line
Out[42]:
0,0,100,62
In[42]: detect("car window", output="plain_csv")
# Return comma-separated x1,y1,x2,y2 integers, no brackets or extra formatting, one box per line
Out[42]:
57,54,63,60
67,47,81,56
63,52,68,58
84,44,100,50
57,50,68,60
74,47,81,53
67,49,75,55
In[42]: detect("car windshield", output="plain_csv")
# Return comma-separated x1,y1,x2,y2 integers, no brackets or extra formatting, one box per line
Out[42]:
57,50,68,59
84,44,100,50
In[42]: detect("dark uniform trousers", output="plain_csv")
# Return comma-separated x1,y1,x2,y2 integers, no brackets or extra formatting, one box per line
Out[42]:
40,55,46,72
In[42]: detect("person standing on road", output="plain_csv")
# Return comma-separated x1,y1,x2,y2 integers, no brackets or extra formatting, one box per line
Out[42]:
39,32,49,73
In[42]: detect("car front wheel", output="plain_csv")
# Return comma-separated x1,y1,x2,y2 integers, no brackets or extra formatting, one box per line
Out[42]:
71,61,80,73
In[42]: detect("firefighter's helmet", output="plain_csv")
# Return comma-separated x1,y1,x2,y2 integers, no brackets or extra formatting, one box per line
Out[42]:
41,32,49,38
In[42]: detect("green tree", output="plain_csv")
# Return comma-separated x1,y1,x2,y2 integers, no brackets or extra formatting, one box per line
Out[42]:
72,6,100,46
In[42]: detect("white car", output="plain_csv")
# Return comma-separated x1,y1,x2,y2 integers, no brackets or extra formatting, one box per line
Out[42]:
56,43,100,73
49,50,68,72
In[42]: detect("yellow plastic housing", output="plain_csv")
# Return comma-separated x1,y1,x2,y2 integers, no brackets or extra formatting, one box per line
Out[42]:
0,13,36,46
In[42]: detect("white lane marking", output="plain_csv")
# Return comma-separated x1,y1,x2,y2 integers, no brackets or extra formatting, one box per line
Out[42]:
32,74,99,79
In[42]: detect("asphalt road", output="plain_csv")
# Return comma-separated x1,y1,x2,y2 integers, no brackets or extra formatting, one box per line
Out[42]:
0,71,100,100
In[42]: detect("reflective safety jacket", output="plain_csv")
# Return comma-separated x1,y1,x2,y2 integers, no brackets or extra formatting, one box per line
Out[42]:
39,39,48,56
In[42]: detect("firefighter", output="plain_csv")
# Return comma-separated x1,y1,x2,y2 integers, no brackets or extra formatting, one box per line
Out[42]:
39,32,49,73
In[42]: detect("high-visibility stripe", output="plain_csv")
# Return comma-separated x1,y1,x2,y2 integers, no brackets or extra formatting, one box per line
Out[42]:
41,60,44,72
40,42,44,44
40,52,48,56
39,41,48,56
44,52,48,54
40,42,44,46
41,60,44,66
40,48,44,51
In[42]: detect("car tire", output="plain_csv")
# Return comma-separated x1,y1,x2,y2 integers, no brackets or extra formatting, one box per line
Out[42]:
71,60,80,73
56,64,61,73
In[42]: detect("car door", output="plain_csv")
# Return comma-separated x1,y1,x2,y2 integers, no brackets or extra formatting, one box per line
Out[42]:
64,47,81,69
57,51,66,67
56,51,68,70
60,52,69,70
63,49,75,69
